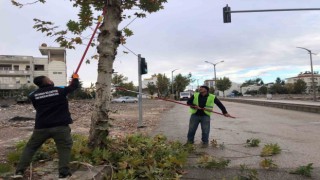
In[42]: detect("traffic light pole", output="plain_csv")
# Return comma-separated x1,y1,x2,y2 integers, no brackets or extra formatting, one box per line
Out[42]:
223,4,320,23
138,54,144,128
231,8,320,13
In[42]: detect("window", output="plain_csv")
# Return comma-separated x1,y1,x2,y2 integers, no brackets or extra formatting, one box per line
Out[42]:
16,77,20,84
53,72,62,74
34,65,44,71
2,77,13,83
26,65,30,70
13,65,19,70
0,64,12,71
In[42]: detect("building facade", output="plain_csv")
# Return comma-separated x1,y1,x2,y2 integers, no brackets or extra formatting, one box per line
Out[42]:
219,82,241,96
241,84,261,94
286,71,320,94
142,74,157,89
204,79,215,89
0,45,67,97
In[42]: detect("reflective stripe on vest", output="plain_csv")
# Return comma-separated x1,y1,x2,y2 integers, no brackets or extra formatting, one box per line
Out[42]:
189,92,215,116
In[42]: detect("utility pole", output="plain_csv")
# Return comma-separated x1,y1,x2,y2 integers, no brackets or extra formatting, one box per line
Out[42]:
197,79,199,89
297,47,317,101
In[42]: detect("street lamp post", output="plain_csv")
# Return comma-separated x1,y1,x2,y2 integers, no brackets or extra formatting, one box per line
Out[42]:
197,79,199,89
297,47,317,101
204,60,224,93
171,69,178,94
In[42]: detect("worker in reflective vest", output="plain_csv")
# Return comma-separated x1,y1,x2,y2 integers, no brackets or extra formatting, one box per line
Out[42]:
187,85,231,147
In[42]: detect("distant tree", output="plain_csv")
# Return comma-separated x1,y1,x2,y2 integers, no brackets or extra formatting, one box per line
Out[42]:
293,79,307,94
259,86,268,94
117,82,136,97
241,78,264,87
216,77,232,97
275,77,285,85
146,82,156,96
111,74,136,97
156,74,170,97
112,74,128,85
270,84,283,94
173,73,192,94
15,84,37,102
18,84,37,97
68,81,92,99
284,83,294,94
271,77,286,94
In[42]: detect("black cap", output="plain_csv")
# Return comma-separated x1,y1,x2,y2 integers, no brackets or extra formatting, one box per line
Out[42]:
200,85,209,92
33,76,46,87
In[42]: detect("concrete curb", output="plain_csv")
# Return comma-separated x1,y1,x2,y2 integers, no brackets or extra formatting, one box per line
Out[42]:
220,98,320,114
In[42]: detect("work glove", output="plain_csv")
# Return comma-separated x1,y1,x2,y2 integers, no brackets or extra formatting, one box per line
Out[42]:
72,73,79,79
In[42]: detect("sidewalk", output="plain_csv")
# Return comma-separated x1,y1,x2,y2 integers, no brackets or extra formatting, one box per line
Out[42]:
221,97,320,114
239,98,320,106
153,103,320,180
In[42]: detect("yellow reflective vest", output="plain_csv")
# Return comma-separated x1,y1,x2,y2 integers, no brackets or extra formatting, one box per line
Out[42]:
189,92,215,116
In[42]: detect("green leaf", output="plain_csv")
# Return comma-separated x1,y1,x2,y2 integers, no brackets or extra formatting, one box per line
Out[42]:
123,28,134,37
66,20,82,34
260,143,281,157
290,163,313,177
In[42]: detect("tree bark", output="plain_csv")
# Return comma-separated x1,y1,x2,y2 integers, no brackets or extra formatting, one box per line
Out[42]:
88,0,122,148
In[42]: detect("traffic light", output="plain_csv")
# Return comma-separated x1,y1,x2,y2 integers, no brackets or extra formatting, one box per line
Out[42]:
140,58,148,75
223,4,231,23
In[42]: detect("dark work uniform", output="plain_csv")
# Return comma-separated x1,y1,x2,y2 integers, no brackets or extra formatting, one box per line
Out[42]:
16,78,79,176
186,93,228,144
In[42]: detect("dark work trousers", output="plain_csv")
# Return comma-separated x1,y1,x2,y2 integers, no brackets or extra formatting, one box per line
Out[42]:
16,125,73,175
187,114,211,144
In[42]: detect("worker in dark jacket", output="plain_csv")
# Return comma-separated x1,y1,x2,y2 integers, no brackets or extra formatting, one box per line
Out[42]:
13,74,79,179
187,85,231,147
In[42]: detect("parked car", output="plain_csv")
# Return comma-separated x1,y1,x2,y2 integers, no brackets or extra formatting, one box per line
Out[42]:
111,96,138,103
179,91,192,101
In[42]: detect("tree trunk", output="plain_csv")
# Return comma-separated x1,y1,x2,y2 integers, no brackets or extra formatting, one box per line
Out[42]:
88,0,122,148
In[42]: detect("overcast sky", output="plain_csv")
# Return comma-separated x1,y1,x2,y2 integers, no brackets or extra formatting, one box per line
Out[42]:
1,0,320,88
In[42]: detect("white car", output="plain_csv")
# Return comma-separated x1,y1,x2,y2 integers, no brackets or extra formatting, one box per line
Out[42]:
111,96,138,103
180,92,191,101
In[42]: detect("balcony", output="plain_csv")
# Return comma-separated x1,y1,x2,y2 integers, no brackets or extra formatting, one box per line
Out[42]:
0,84,23,90
0,55,33,63
0,70,32,76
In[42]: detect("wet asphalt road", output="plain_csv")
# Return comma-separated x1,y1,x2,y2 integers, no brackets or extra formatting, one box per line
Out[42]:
153,100,320,180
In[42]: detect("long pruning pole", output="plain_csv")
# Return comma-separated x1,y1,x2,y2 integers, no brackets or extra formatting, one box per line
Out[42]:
75,7,107,74
116,87,236,118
